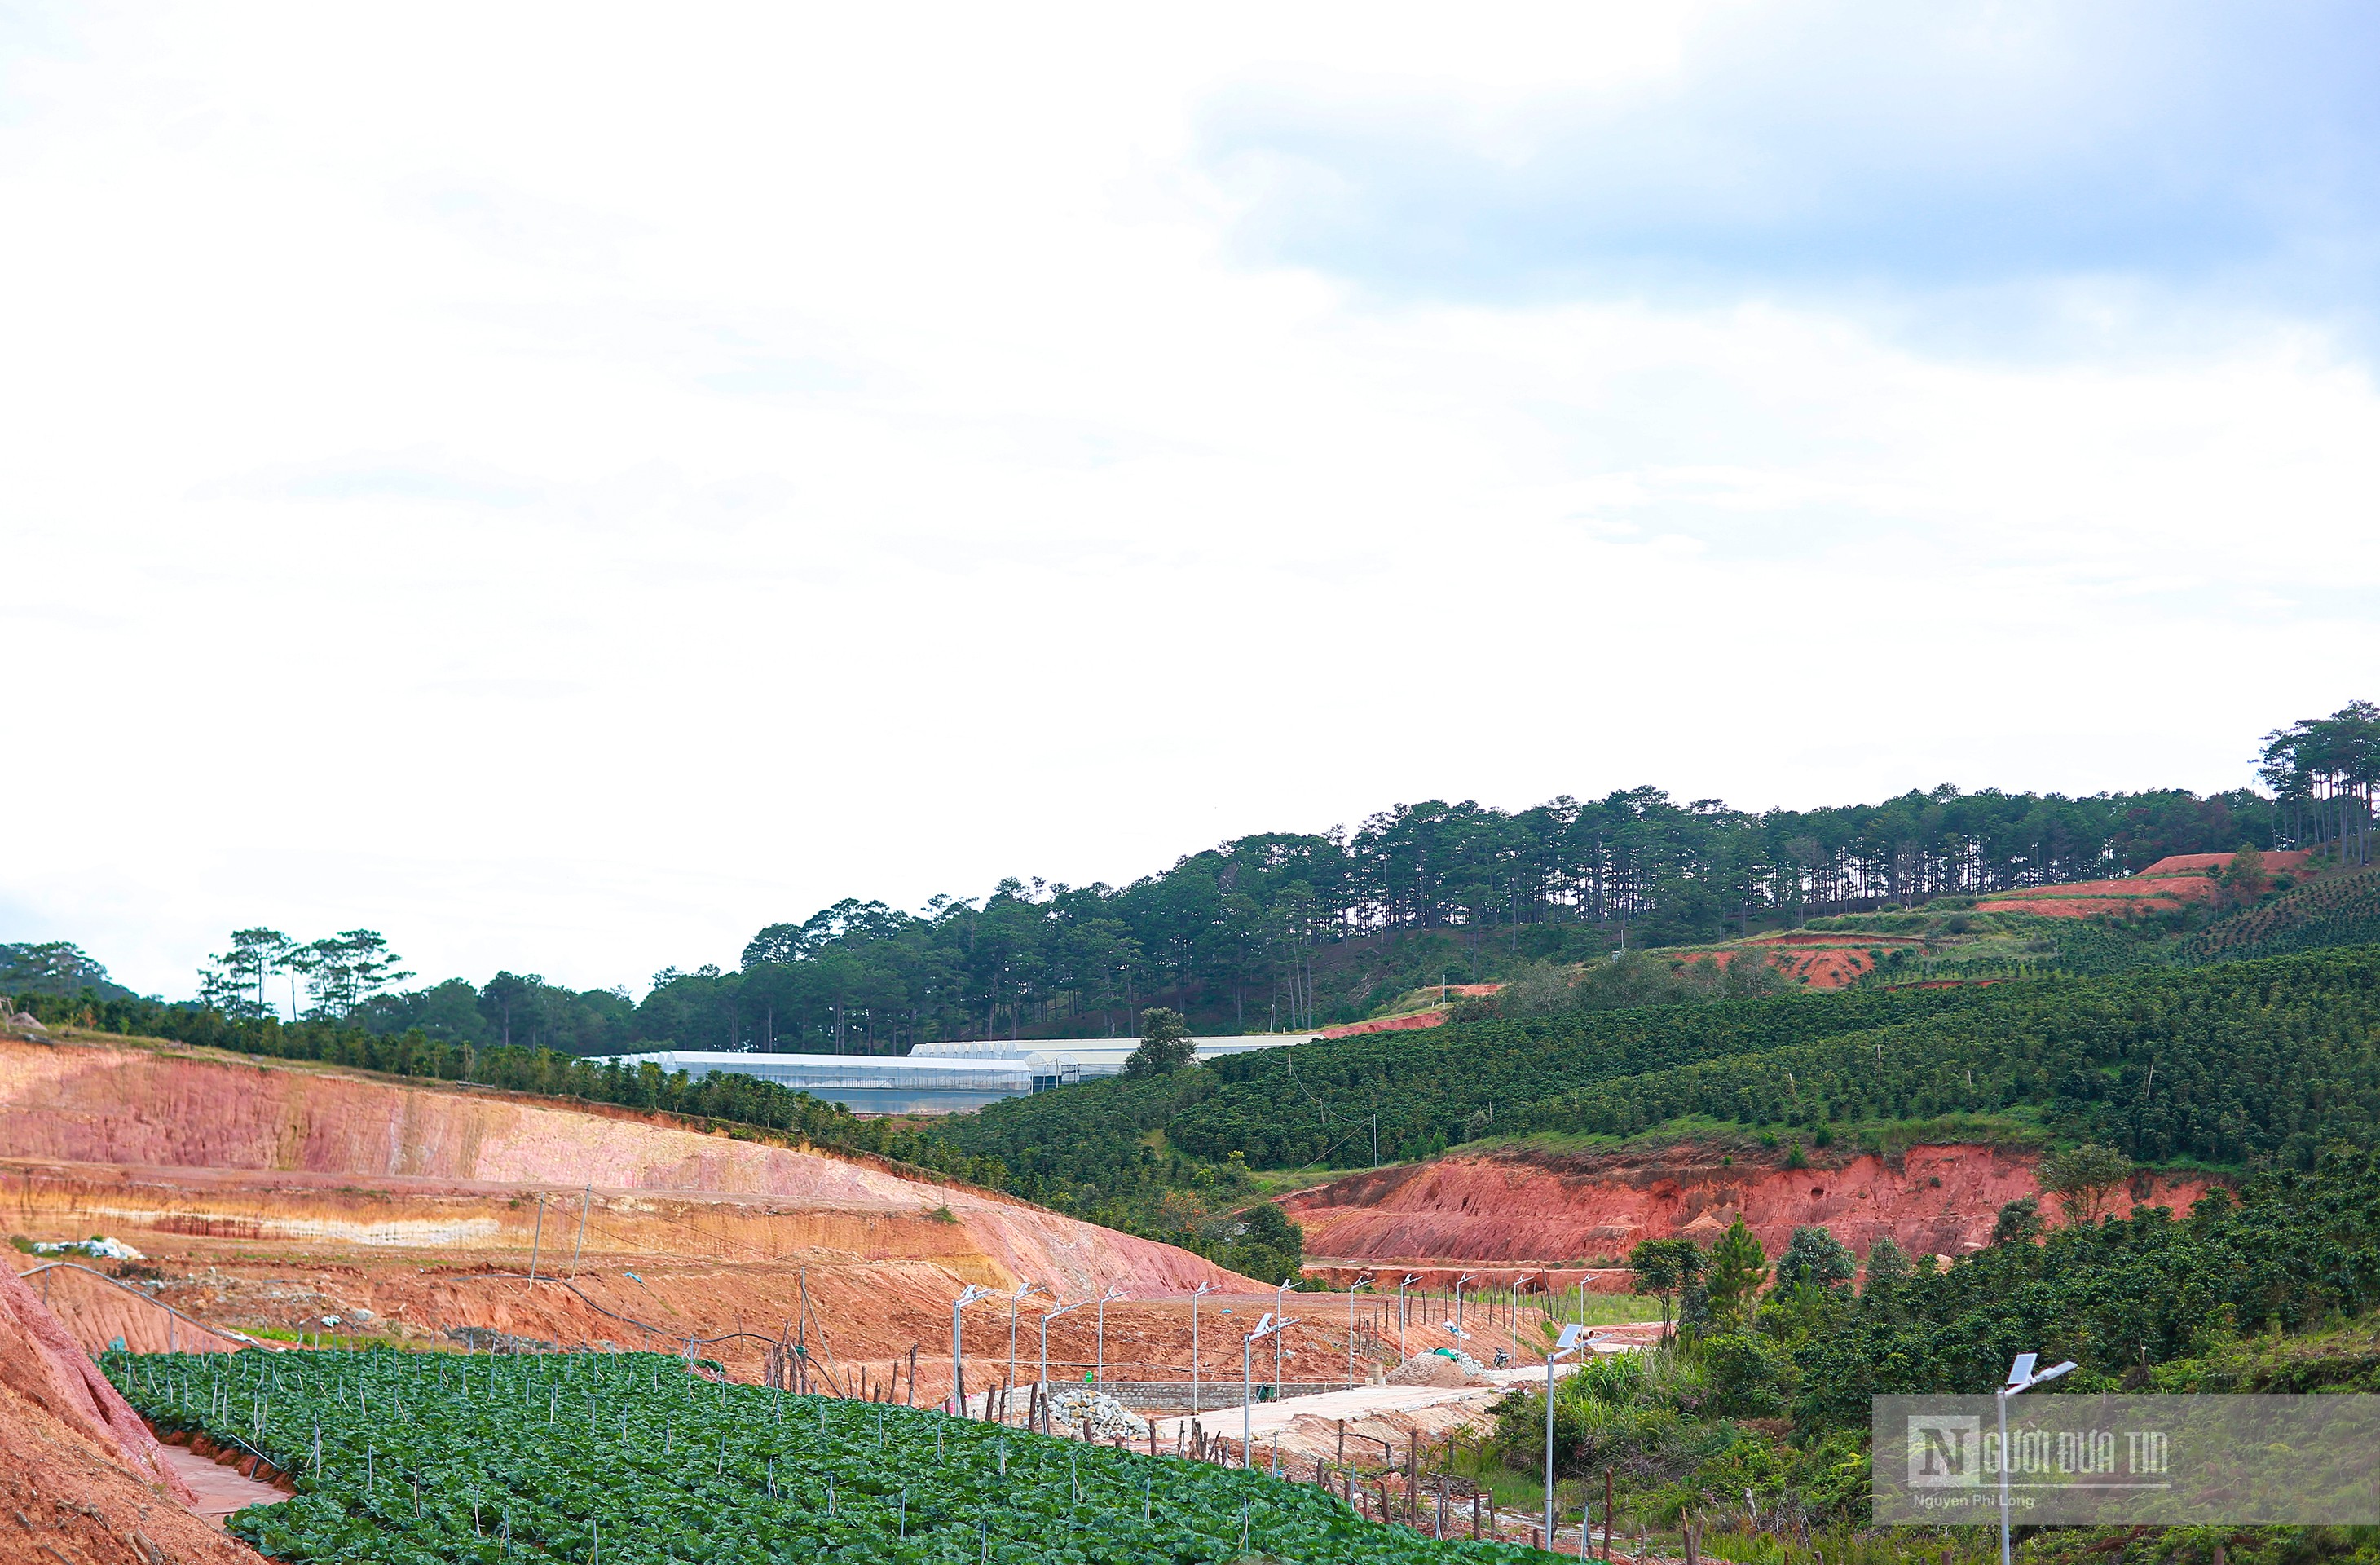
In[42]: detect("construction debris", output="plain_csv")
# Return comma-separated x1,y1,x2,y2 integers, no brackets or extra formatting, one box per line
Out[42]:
1042,1386,1148,1439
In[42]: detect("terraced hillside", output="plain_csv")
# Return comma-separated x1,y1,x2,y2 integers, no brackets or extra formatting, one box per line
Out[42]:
2181,864,2380,963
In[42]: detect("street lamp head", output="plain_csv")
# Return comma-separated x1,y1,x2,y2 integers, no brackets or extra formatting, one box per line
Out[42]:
1399,1274,1418,1287
955,1285,996,1308
2003,1352,2078,1395
1098,1287,1126,1305
1192,1281,1217,1297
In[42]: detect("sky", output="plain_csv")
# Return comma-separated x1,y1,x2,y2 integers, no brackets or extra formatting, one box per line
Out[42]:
3,2,2377,1000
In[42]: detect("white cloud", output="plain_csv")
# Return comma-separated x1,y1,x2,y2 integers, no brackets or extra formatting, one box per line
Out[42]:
1,4,2373,998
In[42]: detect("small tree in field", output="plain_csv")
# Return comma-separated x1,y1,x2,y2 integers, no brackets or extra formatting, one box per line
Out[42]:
1123,1007,1196,1078
1704,1218,1770,1334
1627,1237,1704,1342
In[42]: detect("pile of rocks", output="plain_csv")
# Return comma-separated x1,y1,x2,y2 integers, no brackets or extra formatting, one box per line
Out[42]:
1384,1348,1490,1387
31,1236,143,1260
1041,1385,1148,1439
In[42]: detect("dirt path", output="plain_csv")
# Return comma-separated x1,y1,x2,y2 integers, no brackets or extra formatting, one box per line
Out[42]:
153,1442,288,1528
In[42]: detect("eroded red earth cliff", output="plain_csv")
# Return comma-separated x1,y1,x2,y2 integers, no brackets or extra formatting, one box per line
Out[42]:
1284,1142,2217,1288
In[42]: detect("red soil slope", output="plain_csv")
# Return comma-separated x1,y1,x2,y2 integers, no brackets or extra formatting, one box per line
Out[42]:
0,1037,1254,1301
1659,932,1929,990
1283,1144,2216,1285
1321,1009,1453,1038
0,1035,1270,1407
1978,852,2311,919
1319,985,1503,1039
0,1264,259,1563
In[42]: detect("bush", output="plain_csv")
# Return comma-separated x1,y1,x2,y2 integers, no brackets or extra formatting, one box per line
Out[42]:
1699,1332,1789,1418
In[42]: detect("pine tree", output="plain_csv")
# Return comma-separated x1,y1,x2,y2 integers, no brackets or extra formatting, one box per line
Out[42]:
1705,1218,1770,1333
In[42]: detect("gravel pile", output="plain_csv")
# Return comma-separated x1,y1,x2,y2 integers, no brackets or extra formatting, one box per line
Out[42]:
1385,1349,1490,1387
1042,1386,1148,1439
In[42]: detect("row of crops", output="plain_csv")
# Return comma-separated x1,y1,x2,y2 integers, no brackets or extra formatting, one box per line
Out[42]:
1513,946,2380,1166
2180,864,2380,963
110,1348,1543,1564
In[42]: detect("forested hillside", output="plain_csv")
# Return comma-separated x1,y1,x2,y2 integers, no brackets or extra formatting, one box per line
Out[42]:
225,781,2288,1056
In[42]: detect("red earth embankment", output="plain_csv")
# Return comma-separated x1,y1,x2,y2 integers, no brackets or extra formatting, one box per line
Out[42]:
0,1264,260,1562
1283,1143,2217,1285
0,1035,1266,1407
1321,1009,1452,1038
1659,932,1929,989
1978,852,2311,919
1320,985,1503,1039
0,1037,1254,1303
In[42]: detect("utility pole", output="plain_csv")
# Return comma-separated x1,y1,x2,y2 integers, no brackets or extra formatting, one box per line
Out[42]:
571,1186,591,1278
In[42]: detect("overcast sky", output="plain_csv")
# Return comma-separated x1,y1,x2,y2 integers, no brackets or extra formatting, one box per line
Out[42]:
5,2,2376,1000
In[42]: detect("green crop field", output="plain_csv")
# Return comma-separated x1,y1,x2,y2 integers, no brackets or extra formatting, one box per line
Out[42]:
109,1348,1546,1564
2180,865,2380,963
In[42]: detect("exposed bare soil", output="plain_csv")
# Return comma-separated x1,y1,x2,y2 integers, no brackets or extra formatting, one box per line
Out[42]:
0,1263,262,1563
1655,932,1929,989
1282,1142,2217,1281
1320,1008,1454,1038
1977,851,2311,919
1,1036,1287,1407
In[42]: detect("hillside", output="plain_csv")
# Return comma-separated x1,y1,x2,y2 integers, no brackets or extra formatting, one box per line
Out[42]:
923,946,2380,1277
0,1034,1285,1404
2181,862,2380,963
941,949,2380,1184
0,1264,257,1564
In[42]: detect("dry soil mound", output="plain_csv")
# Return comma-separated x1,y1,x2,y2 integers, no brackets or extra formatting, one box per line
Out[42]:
0,1264,259,1563
1383,1352,1472,1388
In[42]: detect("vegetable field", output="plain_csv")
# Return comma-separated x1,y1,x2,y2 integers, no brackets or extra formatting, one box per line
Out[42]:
108,1348,1544,1564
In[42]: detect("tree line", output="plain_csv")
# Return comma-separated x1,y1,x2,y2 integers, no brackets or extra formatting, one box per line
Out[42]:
2259,699,2378,869
346,778,2303,1054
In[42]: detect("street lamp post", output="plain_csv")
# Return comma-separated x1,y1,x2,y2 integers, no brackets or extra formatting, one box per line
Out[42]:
1997,1353,2077,1565
1038,1298,1091,1435
1190,1281,1216,1415
1245,1312,1293,1472
1454,1272,1476,1329
1544,1325,1593,1547
1093,1287,1125,1392
1273,1278,1294,1399
1397,1274,1417,1338
951,1285,995,1416
1007,1282,1044,1411
1346,1274,1373,1382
